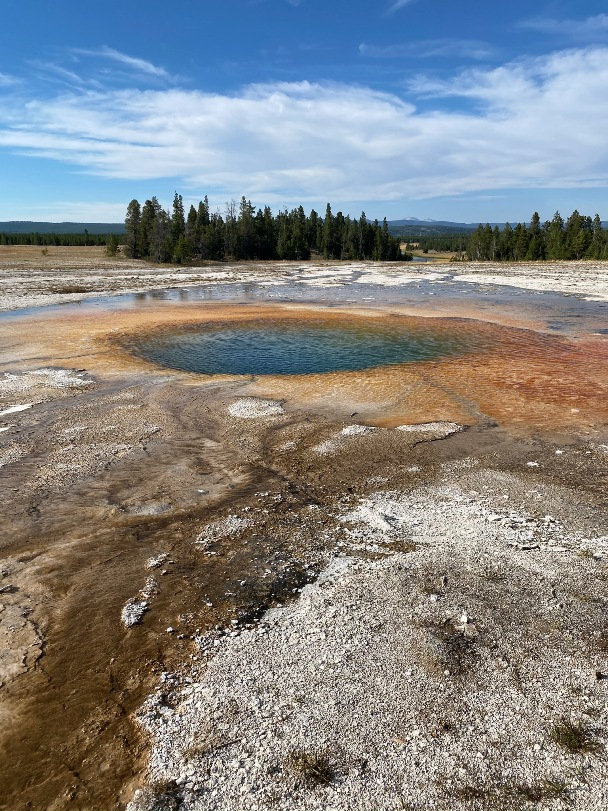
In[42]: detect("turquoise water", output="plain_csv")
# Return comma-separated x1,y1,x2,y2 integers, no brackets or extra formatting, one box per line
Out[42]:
134,319,485,376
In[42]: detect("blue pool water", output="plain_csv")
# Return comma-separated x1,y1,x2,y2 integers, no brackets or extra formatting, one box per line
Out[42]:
133,319,487,376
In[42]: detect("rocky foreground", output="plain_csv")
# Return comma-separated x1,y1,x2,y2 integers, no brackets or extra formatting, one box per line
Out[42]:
1,255,607,811
128,449,608,811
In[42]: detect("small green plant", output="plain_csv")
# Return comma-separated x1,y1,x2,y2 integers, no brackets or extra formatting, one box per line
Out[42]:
541,777,572,802
287,749,335,786
514,783,543,803
515,777,571,804
454,784,487,802
418,617,479,678
478,562,504,581
596,630,608,652
51,284,89,294
419,578,444,595
551,720,603,754
144,779,182,811
105,234,120,256
397,798,419,811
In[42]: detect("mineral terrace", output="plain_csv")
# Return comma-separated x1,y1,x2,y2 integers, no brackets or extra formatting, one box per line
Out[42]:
0,247,607,811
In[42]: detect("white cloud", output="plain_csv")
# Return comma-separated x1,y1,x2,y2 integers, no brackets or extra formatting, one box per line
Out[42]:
360,39,494,60
73,46,173,79
386,0,417,14
1,48,608,204
520,14,608,40
28,60,91,89
0,73,18,86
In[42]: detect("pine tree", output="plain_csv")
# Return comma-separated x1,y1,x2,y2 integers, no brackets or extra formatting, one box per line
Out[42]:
185,204,197,259
307,209,320,254
358,212,367,259
237,196,256,259
492,226,500,261
224,200,238,258
105,234,119,256
124,199,141,258
139,197,161,259
150,207,171,263
292,206,310,259
514,223,529,261
321,203,336,258
590,214,604,259
341,216,358,260
468,224,484,260
565,210,591,259
171,192,185,246
256,206,276,259
546,211,565,259
526,212,544,260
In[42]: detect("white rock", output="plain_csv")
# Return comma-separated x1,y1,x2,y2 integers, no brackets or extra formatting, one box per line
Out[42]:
227,399,284,419
0,403,33,417
121,600,149,627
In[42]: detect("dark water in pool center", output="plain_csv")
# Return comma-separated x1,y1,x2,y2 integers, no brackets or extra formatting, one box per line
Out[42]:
133,319,490,376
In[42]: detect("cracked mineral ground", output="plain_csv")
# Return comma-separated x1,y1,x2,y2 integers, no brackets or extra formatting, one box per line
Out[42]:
1,249,607,811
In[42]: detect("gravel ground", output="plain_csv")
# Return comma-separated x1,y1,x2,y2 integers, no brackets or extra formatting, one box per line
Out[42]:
128,477,608,811
2,251,608,810
2,248,608,311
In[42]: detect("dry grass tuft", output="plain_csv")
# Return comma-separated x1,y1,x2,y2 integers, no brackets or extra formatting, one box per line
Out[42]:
551,719,603,754
287,749,335,786
596,630,608,652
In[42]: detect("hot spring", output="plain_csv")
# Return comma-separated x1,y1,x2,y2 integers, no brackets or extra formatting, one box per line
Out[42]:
132,317,490,376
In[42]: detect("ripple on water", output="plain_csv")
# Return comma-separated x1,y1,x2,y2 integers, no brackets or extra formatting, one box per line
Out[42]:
131,317,492,376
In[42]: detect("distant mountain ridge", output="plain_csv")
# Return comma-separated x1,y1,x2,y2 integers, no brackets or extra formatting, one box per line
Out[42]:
390,217,484,228
2,217,607,238
388,217,608,236
388,218,504,236
0,221,125,234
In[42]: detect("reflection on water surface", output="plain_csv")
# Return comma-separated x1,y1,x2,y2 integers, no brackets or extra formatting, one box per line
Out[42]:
132,318,491,375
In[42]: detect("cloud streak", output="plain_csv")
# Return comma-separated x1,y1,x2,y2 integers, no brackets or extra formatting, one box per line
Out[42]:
73,46,173,79
1,48,608,205
360,39,494,60
386,0,417,14
27,60,96,90
519,14,608,40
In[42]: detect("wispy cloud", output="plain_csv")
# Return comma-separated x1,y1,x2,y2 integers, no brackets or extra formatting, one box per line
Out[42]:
386,0,417,15
28,60,92,89
0,73,18,87
519,14,608,40
73,46,174,80
1,48,608,205
360,39,494,60
23,48,176,92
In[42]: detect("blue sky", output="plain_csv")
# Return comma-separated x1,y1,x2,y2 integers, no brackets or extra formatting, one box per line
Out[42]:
1,0,608,223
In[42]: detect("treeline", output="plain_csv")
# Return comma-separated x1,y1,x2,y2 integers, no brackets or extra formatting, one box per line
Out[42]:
397,210,608,261
412,234,470,253
124,194,405,263
467,211,608,261
0,231,113,246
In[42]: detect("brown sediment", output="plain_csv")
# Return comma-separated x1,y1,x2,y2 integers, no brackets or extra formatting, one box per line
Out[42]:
1,294,608,811
3,300,608,432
